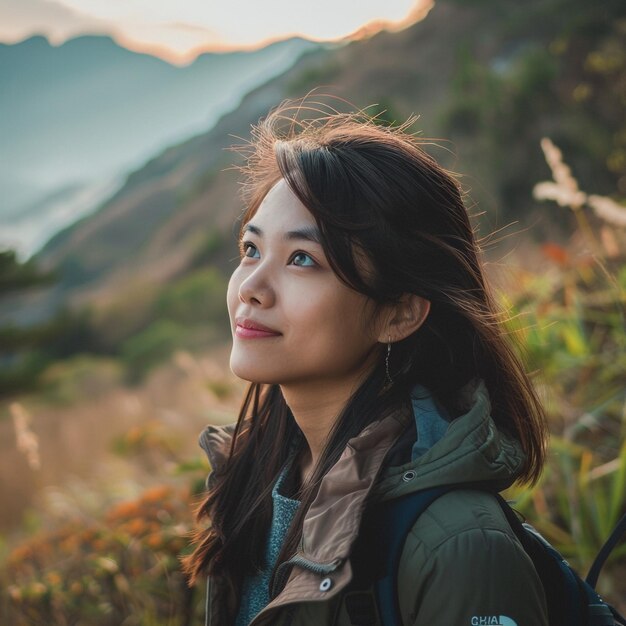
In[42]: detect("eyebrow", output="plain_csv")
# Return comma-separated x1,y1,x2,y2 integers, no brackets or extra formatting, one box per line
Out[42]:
242,222,322,245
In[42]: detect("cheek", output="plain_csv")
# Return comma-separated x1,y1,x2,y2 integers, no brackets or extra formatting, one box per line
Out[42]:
226,273,240,320
294,290,374,344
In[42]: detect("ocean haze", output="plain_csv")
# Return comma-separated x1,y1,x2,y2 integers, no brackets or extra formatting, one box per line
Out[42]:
0,33,322,258
0,176,125,259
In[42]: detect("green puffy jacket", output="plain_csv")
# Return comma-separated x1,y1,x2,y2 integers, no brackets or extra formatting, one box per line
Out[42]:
199,379,549,626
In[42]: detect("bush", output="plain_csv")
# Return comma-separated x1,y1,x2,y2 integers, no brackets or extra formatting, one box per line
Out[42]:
120,320,186,384
0,485,205,626
154,268,229,328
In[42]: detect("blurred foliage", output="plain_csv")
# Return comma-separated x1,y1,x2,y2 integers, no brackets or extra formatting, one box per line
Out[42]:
111,421,184,475
0,252,103,398
0,351,49,399
36,356,124,407
0,257,231,393
0,250,57,293
153,267,229,328
501,140,626,607
0,483,208,626
120,320,187,385
505,438,626,605
116,267,229,383
508,438,626,559
366,101,403,127
439,0,626,219
206,379,233,401
188,229,228,270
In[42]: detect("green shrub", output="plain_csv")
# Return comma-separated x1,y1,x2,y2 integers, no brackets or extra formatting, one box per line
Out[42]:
120,320,186,384
154,268,229,328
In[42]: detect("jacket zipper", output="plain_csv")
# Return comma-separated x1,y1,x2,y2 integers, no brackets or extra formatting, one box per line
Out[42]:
270,554,344,598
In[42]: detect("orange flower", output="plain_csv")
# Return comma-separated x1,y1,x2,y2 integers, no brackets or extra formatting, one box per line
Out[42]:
125,518,147,536
92,539,108,551
60,535,80,553
69,581,83,595
141,485,172,504
9,545,33,563
45,571,62,586
107,500,141,521
541,242,569,266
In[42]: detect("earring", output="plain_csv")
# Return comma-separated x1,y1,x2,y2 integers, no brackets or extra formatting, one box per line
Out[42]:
384,334,393,387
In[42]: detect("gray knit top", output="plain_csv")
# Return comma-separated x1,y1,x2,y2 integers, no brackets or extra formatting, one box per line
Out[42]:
234,454,301,626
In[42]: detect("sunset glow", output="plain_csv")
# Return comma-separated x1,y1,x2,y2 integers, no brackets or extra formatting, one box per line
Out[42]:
1,0,433,64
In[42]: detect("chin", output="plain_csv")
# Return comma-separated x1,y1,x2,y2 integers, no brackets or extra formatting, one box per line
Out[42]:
229,357,279,385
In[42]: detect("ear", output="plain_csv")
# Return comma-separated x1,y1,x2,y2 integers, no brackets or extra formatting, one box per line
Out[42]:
378,293,430,343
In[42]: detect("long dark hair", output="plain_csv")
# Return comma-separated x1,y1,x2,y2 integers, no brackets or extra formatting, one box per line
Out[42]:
182,99,548,590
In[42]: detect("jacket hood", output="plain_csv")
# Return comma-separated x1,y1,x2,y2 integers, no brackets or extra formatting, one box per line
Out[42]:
373,378,526,500
198,378,525,500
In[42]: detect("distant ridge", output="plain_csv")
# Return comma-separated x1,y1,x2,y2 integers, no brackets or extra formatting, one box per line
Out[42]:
0,33,322,254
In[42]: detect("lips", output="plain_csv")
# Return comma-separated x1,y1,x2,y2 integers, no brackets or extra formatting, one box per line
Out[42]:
235,316,281,335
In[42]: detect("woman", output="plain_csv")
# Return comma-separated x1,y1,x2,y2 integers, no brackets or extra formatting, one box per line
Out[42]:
182,99,549,626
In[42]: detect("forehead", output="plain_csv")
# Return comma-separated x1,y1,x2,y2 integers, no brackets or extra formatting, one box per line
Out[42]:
251,179,314,227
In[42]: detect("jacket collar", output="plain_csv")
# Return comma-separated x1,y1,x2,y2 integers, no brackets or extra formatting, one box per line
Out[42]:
198,421,236,488
198,400,413,623
198,401,413,564
373,378,525,501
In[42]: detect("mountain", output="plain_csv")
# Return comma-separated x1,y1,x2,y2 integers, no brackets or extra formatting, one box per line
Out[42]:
0,34,323,256
4,0,623,328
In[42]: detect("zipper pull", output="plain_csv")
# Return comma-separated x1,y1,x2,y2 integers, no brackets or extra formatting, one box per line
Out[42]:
270,555,344,599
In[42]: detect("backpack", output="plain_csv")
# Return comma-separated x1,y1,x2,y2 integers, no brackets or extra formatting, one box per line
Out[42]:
347,485,626,626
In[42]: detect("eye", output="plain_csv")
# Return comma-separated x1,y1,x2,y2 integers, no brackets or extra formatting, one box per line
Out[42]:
240,241,259,258
290,251,316,267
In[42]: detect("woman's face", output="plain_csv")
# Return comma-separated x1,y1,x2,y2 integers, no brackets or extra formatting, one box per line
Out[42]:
227,178,385,388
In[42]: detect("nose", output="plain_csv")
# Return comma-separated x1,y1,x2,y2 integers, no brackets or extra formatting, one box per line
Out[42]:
238,266,275,307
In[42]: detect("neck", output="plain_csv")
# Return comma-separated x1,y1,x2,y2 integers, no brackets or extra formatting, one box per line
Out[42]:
280,366,375,483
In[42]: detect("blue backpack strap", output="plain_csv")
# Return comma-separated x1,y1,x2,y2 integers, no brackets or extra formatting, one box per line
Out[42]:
493,494,581,626
367,485,455,626
586,514,626,589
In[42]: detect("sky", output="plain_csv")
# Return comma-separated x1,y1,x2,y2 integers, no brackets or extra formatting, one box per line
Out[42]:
1,0,433,65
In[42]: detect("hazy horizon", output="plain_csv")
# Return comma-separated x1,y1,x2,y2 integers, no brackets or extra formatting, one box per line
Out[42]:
1,0,433,65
